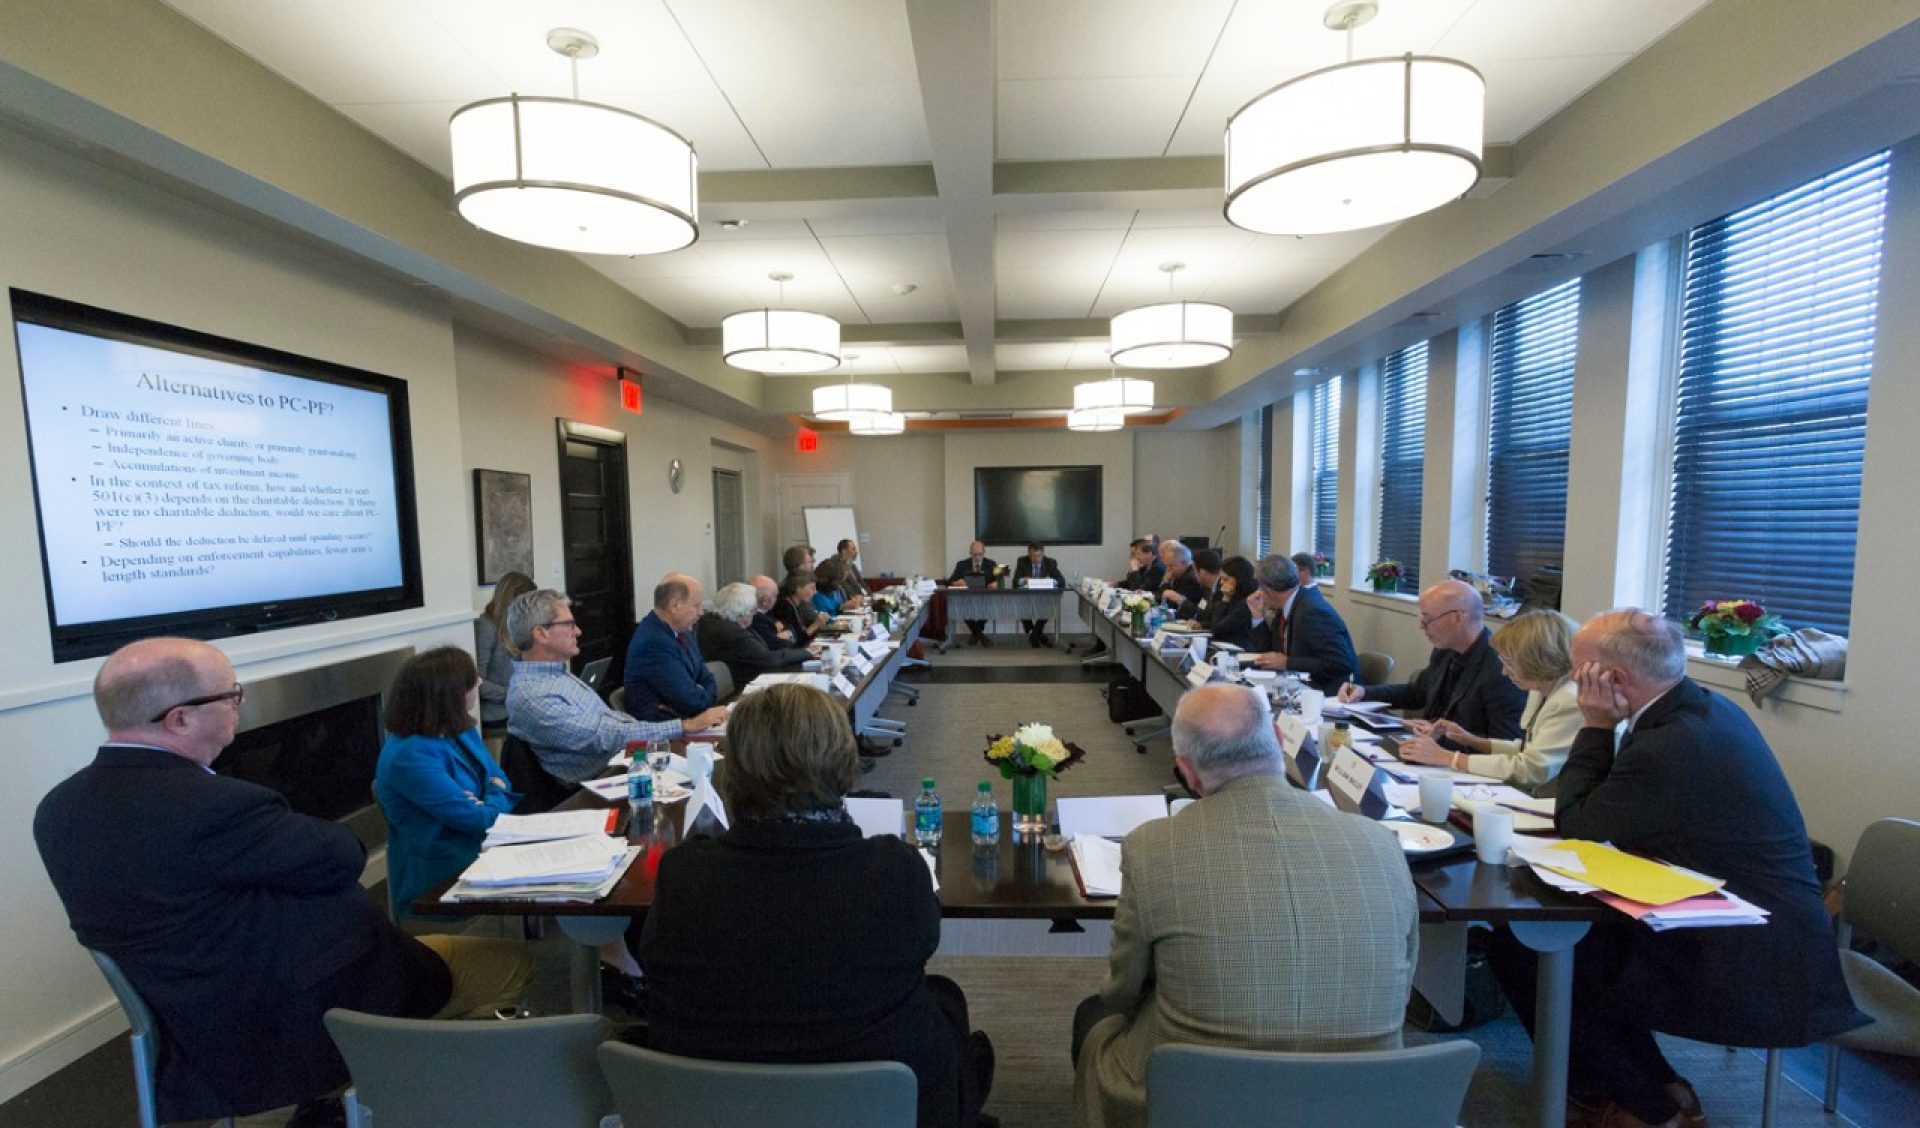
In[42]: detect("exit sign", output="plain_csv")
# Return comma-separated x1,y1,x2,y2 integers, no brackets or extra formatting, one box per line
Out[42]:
795,427,819,453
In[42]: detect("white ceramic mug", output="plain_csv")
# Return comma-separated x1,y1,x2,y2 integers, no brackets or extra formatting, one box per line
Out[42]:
1418,771,1454,822
1475,807,1515,864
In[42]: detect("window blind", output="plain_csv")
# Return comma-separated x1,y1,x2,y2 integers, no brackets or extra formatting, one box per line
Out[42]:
1255,404,1274,557
1377,342,1428,593
1310,378,1340,564
1663,149,1889,637
1487,278,1580,593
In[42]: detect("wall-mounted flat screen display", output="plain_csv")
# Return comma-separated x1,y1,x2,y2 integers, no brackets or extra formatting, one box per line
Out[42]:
11,290,423,661
974,464,1102,546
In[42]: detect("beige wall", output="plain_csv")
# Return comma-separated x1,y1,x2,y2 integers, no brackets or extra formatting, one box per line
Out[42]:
768,431,947,576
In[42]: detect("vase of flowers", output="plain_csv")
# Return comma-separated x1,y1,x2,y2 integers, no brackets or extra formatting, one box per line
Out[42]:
985,723,1087,833
1312,552,1333,579
1122,592,1153,635
1366,559,1402,593
1688,599,1784,657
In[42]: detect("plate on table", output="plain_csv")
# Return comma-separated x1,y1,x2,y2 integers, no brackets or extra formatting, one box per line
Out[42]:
1385,821,1460,855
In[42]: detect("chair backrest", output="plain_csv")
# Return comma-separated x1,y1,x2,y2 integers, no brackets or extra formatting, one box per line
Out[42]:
88,950,161,1128
1146,1041,1480,1128
609,685,627,713
325,1010,613,1128
1843,817,1920,962
1357,651,1395,685
597,1042,916,1128
707,660,737,703
498,733,579,815
580,656,613,692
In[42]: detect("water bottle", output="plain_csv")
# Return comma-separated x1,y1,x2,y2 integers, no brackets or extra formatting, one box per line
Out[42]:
625,743,654,836
914,778,943,847
970,781,998,846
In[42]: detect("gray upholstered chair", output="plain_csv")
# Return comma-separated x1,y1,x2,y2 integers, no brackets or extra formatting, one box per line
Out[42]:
1819,817,1920,1113
88,949,236,1128
597,1042,916,1128
1356,651,1395,686
324,1010,614,1128
1145,1041,1480,1128
608,685,627,713
706,659,737,703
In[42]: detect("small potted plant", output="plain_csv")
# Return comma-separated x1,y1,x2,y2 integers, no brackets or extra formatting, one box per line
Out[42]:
1312,552,1332,579
1366,559,1402,594
1687,599,1785,658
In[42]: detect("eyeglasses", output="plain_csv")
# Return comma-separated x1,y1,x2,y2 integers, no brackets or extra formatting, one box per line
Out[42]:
149,684,245,724
1417,609,1463,631
537,618,580,632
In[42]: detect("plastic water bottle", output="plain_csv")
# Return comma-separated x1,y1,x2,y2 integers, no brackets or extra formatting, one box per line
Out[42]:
914,778,943,847
625,743,654,836
970,781,998,846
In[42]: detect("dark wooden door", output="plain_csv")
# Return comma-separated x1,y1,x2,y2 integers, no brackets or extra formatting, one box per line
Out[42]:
556,420,633,685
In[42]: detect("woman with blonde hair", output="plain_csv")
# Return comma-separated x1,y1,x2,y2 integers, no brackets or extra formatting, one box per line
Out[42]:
1399,608,1586,793
474,571,536,736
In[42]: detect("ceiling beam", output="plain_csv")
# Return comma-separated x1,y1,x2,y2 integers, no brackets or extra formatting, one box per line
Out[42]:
905,0,997,386
685,314,1281,350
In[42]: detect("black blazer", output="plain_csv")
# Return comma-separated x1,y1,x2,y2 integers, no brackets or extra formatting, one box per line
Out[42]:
1013,555,1064,587
1365,628,1525,740
772,597,819,642
33,747,448,1120
946,556,999,587
1248,585,1358,691
1120,560,1165,591
1200,596,1255,650
1159,568,1207,606
1174,579,1220,622
1555,679,1861,1046
639,818,967,1127
697,612,809,690
750,609,803,651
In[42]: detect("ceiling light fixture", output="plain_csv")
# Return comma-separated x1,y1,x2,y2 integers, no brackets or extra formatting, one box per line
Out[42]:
449,28,698,256
1109,263,1233,369
1067,407,1126,433
810,354,892,421
1224,2,1484,236
848,412,907,436
1073,373,1156,416
723,272,842,374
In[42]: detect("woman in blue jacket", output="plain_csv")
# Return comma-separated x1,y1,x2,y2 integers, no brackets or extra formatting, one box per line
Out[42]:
374,646,519,920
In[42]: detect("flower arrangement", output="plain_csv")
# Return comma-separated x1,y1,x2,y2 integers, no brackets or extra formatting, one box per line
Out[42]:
1120,593,1154,612
985,722,1086,778
1366,559,1402,591
1687,599,1785,657
1312,551,1332,578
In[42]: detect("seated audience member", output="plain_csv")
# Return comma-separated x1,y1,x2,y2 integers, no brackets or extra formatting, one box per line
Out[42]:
699,581,812,691
1290,551,1320,589
1196,555,1257,650
375,646,519,920
1156,540,1206,606
1338,579,1525,743
640,685,994,1128
813,557,854,615
474,570,536,737
624,572,719,720
507,589,724,784
1398,609,1587,793
774,569,830,641
1244,554,1357,690
946,540,999,647
782,543,816,576
748,574,802,651
35,638,536,1128
1488,611,1861,1128
1119,538,1164,592
835,538,867,599
1071,685,1417,1128
1015,542,1066,647
1172,549,1223,621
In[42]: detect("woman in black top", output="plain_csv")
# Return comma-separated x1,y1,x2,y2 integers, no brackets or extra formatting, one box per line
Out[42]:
1199,555,1257,650
639,685,993,1128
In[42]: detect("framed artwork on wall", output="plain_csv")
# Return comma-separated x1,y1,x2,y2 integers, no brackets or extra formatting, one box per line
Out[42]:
473,469,533,585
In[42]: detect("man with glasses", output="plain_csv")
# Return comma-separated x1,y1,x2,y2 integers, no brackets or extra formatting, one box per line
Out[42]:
34,637,535,1128
506,588,726,784
1338,579,1525,747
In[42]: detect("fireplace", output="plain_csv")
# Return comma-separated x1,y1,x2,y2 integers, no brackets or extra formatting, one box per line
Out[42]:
214,648,412,850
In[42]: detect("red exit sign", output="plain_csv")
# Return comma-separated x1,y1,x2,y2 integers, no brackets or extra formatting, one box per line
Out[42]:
795,427,819,453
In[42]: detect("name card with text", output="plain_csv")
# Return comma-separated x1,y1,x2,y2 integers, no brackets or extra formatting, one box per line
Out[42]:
1327,747,1392,819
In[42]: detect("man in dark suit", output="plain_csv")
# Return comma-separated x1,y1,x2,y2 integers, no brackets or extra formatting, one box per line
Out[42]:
1245,554,1357,691
1489,610,1861,1128
748,574,804,651
946,540,999,647
1157,540,1207,607
1341,579,1525,748
33,638,534,1126
1119,538,1164,591
1014,542,1065,647
624,572,719,720
699,582,812,691
1172,549,1223,621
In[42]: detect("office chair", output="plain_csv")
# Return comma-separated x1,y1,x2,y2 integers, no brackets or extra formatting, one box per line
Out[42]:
88,949,236,1128
1145,1041,1479,1128
597,1042,916,1128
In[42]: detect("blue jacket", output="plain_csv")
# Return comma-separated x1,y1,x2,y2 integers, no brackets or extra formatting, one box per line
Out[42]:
374,729,518,918
624,610,718,720
813,589,846,616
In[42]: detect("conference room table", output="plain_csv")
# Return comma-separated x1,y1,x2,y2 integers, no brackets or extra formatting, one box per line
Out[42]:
936,585,1067,650
1072,586,1605,1128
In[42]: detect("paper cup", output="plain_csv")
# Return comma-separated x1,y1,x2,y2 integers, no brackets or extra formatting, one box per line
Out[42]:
1418,772,1454,823
1474,807,1515,864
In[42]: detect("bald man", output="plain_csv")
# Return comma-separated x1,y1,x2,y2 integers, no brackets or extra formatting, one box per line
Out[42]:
1071,685,1417,1128
34,639,534,1125
1339,579,1525,749
747,574,802,651
624,572,720,719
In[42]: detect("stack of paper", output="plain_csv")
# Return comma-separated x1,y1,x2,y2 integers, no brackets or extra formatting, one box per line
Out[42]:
1069,835,1124,897
739,672,831,695
1596,889,1770,930
441,835,637,903
482,810,615,848
845,796,904,838
1058,795,1168,840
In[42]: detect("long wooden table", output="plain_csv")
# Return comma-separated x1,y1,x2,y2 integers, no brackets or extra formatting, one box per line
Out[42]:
1073,586,1603,1128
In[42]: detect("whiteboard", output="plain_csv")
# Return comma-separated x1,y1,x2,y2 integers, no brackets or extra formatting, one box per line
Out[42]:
802,506,860,572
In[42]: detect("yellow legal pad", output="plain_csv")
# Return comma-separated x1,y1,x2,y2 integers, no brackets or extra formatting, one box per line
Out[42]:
1540,841,1725,906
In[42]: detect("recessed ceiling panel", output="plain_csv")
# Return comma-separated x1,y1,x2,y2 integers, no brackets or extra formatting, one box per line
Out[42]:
996,228,1127,274
840,273,959,323
997,76,1196,161
995,342,1076,371
997,0,1235,81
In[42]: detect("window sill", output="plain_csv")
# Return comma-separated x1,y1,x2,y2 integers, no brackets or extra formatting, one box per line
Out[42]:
1683,643,1848,714
1346,589,1420,615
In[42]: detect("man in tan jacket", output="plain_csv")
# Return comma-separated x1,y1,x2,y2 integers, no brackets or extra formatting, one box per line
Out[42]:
1071,684,1419,1128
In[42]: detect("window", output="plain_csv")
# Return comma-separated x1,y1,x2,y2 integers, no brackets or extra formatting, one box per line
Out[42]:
1255,404,1274,557
1377,341,1428,593
1663,150,1889,637
1487,278,1580,593
1310,378,1340,565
